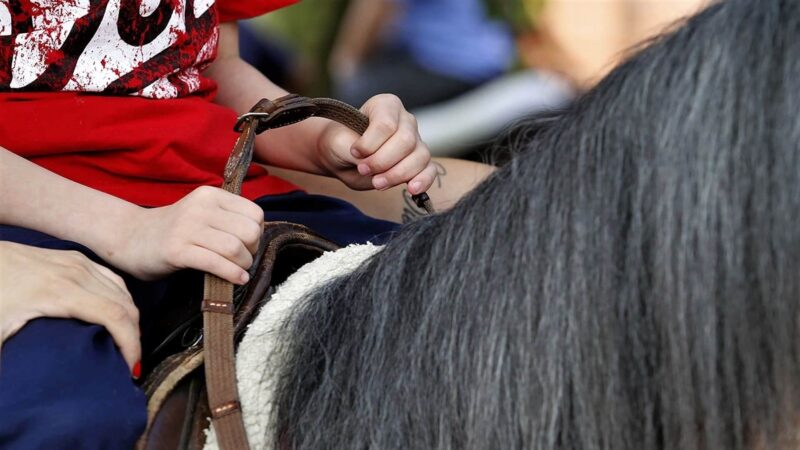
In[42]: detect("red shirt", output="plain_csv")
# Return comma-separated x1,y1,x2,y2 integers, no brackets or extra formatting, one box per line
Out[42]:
0,0,299,207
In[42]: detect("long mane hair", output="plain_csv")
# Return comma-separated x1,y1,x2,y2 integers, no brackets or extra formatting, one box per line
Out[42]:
271,0,800,448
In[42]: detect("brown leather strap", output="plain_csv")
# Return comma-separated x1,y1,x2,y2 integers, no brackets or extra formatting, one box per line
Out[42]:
234,95,436,213
201,299,235,315
201,114,258,450
202,275,246,449
203,95,436,449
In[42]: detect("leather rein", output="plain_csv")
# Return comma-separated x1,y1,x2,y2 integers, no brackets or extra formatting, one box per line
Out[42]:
202,95,435,449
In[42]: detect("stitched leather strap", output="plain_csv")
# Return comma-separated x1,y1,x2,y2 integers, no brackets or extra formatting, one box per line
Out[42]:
203,95,435,450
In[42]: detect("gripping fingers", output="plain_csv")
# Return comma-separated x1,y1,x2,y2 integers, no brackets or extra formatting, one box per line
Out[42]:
193,228,254,271
360,128,418,177
371,148,436,192
179,245,250,285
208,210,263,255
408,161,439,195
352,95,403,158
217,191,265,226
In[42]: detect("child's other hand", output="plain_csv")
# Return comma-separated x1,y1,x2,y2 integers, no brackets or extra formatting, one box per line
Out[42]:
114,186,264,285
316,94,437,196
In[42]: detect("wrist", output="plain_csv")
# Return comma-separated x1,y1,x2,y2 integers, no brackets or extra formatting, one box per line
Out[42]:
254,117,334,177
89,202,145,266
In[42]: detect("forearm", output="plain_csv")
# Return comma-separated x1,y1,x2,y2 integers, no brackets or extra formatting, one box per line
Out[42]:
0,148,140,261
204,24,329,175
265,158,496,223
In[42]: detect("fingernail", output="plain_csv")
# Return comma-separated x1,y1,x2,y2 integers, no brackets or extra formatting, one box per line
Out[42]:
240,272,250,284
410,181,422,194
358,164,372,176
132,361,142,379
350,147,361,158
374,177,388,190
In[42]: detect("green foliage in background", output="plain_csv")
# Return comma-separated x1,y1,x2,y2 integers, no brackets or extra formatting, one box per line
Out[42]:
488,0,545,32
248,0,348,95
255,0,347,61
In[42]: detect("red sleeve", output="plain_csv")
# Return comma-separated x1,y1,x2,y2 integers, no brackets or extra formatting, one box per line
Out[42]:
217,0,299,22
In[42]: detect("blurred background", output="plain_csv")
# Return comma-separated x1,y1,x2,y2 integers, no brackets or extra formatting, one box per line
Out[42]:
239,0,709,160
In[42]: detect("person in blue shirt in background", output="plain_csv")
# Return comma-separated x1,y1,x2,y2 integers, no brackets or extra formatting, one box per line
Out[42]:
330,0,516,110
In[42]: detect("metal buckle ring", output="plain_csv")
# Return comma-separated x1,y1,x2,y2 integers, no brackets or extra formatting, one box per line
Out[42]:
233,112,271,132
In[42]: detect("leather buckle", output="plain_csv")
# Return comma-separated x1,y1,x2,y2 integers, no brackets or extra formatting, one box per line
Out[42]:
233,112,270,133
232,94,319,134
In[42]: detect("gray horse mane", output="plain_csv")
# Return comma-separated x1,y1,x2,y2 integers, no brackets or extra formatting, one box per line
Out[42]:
271,0,800,448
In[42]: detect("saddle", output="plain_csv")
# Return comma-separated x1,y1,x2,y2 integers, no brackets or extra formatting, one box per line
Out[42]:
135,95,434,450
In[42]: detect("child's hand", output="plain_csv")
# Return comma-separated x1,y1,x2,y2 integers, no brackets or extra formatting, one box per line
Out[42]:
113,186,264,285
315,94,438,195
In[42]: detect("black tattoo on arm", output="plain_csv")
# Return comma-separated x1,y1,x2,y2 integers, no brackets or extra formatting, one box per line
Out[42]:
401,189,425,223
433,161,446,188
401,161,447,223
